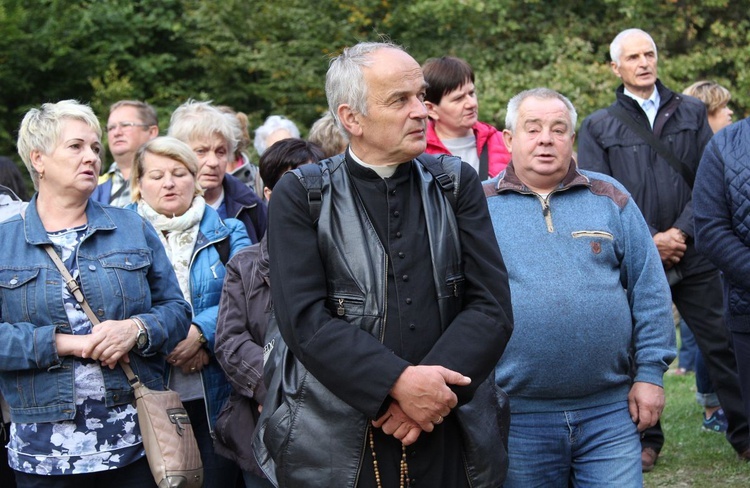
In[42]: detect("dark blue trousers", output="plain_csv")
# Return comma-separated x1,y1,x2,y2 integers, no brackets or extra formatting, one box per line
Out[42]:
644,269,749,454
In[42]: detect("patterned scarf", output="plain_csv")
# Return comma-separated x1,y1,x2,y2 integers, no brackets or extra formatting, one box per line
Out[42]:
137,196,205,303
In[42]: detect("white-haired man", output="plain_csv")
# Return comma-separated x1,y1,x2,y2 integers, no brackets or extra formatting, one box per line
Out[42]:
577,27,750,470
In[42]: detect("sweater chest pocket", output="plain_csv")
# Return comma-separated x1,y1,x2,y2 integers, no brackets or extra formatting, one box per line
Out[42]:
0,268,40,322
571,231,616,260
99,251,151,303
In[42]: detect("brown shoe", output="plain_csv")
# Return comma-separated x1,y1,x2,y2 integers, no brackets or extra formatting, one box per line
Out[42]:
738,448,750,461
642,447,658,472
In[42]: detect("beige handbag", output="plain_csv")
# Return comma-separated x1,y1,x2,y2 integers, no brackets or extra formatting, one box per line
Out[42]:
120,362,204,488
43,245,204,488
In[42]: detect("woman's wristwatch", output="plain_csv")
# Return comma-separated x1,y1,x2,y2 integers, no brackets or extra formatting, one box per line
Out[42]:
196,328,208,347
132,317,148,350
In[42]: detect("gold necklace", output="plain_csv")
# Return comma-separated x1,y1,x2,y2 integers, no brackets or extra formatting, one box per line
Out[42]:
369,426,410,488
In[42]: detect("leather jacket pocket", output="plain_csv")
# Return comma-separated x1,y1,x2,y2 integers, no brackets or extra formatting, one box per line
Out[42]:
444,273,465,298
263,400,293,466
327,293,365,318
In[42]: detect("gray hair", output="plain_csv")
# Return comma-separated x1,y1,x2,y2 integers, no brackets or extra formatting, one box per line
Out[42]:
308,111,349,158
253,115,300,156
17,99,101,190
610,28,657,67
325,41,404,133
167,99,238,155
505,88,577,134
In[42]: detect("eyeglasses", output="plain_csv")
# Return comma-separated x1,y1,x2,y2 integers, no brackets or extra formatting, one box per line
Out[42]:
105,121,152,132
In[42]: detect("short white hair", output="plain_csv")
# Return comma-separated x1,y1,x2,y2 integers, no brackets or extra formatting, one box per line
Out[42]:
168,99,238,155
17,100,101,190
253,115,300,155
610,28,658,66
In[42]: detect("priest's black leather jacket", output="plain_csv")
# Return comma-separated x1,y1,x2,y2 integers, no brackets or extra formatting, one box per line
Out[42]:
255,153,513,487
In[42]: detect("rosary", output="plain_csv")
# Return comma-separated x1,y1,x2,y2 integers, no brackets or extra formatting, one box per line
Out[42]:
369,426,410,488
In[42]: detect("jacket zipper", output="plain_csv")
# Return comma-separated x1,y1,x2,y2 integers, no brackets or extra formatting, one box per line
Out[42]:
187,236,227,438
539,195,554,233
332,294,365,316
354,424,372,487
446,275,463,297
380,254,388,343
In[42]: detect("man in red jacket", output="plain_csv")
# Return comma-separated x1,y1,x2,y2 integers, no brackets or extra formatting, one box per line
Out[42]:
423,56,510,179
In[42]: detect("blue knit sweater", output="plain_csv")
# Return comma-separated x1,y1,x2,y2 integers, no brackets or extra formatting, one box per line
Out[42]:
485,162,675,413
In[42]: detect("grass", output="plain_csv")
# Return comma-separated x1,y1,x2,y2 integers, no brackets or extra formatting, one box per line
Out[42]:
644,367,750,487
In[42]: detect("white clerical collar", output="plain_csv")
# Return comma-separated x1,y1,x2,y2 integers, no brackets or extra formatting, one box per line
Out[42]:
624,87,660,108
348,148,401,178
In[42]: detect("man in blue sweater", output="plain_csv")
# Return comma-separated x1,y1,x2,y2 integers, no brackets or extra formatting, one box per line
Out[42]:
484,88,675,487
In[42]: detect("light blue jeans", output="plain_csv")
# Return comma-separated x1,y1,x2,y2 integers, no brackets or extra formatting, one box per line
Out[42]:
505,401,642,488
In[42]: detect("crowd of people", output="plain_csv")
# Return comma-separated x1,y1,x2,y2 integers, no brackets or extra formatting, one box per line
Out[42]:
0,26,749,488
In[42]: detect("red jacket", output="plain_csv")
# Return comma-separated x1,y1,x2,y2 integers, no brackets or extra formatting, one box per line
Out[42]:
426,120,511,178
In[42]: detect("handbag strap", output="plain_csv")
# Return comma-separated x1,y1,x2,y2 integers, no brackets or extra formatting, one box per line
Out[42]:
607,104,695,188
42,244,138,382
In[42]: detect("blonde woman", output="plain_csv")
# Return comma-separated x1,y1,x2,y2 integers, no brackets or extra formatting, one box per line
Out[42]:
129,136,251,488
0,100,191,488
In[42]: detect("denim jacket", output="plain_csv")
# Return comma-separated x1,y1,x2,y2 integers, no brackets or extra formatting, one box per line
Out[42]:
0,197,192,424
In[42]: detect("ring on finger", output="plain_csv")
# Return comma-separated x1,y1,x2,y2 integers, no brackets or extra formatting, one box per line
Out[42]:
435,415,444,424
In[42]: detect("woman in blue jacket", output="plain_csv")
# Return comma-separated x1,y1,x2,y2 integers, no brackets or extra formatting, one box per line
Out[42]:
129,136,250,488
0,100,192,487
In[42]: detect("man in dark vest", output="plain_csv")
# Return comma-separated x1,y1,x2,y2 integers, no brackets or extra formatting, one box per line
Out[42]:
577,27,750,470
260,41,514,487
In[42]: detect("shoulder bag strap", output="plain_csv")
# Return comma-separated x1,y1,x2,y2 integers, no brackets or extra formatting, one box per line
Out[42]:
607,104,695,188
478,142,489,181
42,244,138,381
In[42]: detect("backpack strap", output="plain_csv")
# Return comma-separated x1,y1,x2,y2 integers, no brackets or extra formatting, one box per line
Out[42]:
416,153,461,212
215,238,231,267
293,154,461,223
294,162,325,223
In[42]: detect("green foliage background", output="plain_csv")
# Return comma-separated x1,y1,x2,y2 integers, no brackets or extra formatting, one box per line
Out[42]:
2,0,749,187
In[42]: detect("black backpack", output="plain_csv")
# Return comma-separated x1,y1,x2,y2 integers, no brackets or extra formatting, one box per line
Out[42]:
295,153,461,224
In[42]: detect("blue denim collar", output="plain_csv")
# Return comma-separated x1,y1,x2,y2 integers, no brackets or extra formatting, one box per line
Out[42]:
23,195,117,245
